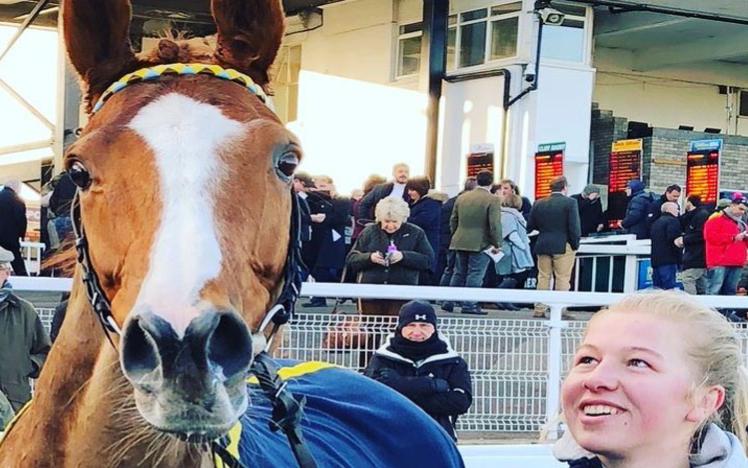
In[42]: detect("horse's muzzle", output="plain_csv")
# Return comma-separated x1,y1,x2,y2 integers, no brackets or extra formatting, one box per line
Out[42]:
120,309,253,439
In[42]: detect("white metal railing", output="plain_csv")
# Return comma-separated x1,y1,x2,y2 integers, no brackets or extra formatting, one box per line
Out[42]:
574,234,651,293
19,241,45,276
13,278,748,437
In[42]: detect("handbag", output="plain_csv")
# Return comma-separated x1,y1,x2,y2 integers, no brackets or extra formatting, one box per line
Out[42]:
320,267,370,351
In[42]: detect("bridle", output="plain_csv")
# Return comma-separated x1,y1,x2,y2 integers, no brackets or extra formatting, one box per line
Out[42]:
70,185,304,347
70,63,315,468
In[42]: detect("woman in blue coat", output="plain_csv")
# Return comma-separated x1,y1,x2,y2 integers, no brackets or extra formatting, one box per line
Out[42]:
406,177,442,285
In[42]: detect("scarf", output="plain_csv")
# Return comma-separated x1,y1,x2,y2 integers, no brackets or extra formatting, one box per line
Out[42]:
0,280,12,303
387,332,448,362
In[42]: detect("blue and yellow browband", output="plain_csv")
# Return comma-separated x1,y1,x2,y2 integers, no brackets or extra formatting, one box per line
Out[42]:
92,63,269,113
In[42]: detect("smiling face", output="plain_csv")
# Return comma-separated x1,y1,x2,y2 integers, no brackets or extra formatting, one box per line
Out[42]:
401,322,435,342
562,311,706,460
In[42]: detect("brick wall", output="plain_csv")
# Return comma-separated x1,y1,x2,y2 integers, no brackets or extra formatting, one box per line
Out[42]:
590,105,628,186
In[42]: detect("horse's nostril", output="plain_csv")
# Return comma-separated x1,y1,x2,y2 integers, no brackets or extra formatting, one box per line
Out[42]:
121,315,163,386
206,312,253,380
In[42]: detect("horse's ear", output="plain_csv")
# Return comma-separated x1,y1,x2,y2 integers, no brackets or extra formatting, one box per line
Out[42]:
211,0,286,89
62,0,137,106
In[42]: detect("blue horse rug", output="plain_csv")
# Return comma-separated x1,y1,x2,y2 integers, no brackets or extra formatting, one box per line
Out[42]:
214,360,464,467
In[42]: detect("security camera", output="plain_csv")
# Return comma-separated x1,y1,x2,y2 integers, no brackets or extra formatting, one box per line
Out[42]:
538,7,565,25
524,72,536,83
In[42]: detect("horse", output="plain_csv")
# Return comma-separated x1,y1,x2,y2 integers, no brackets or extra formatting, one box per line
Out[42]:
0,1,464,467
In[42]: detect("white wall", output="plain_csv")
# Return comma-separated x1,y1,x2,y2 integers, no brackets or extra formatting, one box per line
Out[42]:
283,0,431,194
439,76,507,196
503,63,595,199
290,70,427,194
286,0,595,197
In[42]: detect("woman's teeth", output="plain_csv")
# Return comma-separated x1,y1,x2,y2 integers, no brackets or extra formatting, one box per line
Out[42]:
583,404,620,416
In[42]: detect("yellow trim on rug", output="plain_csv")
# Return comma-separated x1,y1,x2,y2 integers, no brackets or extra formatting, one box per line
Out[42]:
246,361,338,385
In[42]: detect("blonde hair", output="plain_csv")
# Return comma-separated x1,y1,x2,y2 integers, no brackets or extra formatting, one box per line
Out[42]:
501,193,523,210
596,291,748,453
374,196,410,224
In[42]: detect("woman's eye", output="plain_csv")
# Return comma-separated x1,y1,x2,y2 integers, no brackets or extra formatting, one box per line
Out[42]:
67,160,92,190
628,358,650,369
576,356,597,366
276,153,299,180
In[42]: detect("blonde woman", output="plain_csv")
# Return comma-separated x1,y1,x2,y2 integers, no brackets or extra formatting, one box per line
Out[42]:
346,196,433,316
556,291,748,467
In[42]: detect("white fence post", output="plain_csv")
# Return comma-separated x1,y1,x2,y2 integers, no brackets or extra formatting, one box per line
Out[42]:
544,303,565,440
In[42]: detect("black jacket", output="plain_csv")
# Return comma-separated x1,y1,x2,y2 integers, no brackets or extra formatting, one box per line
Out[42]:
297,194,312,243
0,188,26,250
680,207,710,270
572,194,604,237
650,212,682,268
440,196,458,254
364,334,473,440
49,173,77,217
409,196,442,264
358,182,410,221
621,190,654,239
646,193,668,230
520,196,532,222
528,193,581,255
306,193,351,270
346,222,433,285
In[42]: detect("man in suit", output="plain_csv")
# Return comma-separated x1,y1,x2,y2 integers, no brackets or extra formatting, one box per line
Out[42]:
358,163,410,220
528,176,581,318
443,170,502,315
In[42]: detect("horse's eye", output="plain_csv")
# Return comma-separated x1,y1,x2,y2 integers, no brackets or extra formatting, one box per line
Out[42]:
68,160,92,190
276,153,299,181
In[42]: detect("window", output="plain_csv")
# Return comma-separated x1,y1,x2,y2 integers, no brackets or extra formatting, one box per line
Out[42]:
452,2,522,70
739,90,748,117
540,3,588,63
396,2,521,77
397,22,423,77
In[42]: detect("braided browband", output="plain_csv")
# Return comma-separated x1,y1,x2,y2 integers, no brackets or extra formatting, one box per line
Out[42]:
92,63,269,113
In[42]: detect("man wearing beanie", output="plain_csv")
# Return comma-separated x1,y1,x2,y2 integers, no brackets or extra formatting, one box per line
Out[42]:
364,301,472,440
621,179,654,239
572,184,605,237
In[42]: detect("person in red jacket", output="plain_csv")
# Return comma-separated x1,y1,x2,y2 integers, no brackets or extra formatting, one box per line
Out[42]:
703,194,748,296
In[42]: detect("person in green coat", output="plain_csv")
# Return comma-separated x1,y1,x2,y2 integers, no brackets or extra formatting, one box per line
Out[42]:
0,250,51,412
443,170,502,315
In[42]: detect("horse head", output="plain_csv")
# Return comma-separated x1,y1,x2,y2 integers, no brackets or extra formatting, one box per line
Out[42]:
62,0,297,442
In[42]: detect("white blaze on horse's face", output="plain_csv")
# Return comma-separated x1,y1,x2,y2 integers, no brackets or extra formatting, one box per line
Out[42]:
128,92,243,337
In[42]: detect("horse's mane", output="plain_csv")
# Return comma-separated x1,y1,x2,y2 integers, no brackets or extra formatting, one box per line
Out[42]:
44,240,77,277
137,32,216,65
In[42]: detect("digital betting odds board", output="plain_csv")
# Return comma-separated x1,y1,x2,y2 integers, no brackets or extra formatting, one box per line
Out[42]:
534,142,565,200
686,139,721,207
466,143,495,178
608,139,643,228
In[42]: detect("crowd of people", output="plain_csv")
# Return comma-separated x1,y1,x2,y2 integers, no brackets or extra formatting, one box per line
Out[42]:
620,182,748,318
290,163,748,319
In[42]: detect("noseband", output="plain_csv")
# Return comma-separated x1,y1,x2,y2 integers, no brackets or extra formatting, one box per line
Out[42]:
70,63,313,468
